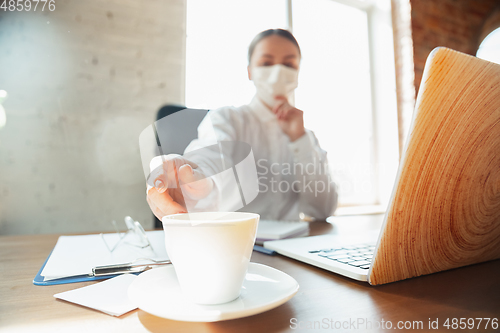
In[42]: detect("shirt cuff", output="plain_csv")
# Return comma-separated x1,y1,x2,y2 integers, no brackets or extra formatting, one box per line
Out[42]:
288,132,314,162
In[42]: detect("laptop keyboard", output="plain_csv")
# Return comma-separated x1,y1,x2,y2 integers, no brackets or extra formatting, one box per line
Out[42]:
308,243,375,269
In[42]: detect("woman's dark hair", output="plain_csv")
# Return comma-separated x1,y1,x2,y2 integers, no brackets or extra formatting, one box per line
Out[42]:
248,29,301,64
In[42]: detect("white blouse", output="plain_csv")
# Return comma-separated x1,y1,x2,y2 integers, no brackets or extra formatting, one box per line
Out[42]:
185,96,338,220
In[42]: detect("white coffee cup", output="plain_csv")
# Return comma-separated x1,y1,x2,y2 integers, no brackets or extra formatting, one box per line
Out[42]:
162,212,260,305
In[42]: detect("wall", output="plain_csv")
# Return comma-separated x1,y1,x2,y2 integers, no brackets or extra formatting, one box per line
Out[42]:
410,0,500,93
0,0,186,234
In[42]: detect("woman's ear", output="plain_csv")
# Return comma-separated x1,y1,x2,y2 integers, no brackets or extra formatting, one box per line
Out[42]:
247,66,252,81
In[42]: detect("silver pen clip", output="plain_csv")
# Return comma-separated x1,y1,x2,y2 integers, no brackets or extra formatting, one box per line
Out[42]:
92,259,171,277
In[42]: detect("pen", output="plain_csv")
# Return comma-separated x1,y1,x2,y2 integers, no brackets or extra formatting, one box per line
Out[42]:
92,259,171,277
253,245,277,255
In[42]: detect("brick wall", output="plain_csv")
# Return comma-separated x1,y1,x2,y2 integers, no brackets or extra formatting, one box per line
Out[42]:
391,0,415,157
410,0,500,93
0,0,186,234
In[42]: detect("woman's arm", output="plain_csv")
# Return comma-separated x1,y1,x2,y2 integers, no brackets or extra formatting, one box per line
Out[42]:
288,130,338,220
271,97,338,219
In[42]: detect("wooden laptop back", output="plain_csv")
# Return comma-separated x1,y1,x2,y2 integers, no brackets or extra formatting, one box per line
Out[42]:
369,48,500,285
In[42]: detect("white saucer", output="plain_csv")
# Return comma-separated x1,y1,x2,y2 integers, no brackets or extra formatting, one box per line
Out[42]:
128,262,299,322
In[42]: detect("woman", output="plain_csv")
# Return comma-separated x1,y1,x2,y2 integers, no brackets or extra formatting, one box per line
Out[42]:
147,29,337,221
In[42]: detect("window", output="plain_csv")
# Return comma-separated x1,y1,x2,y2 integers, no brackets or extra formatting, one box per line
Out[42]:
293,0,375,206
186,0,399,211
185,0,288,110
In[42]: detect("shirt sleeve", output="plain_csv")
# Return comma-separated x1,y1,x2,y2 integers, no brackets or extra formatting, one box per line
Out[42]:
182,107,244,212
288,130,338,220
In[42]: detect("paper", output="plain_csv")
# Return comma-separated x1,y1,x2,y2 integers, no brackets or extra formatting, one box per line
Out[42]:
54,274,138,316
257,220,309,241
41,230,168,280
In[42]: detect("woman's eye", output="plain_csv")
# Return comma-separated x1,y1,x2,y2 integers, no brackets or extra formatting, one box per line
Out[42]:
262,62,273,66
284,63,296,69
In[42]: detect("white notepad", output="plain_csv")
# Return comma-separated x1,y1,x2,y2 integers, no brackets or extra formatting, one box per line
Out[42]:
41,230,168,281
256,220,309,244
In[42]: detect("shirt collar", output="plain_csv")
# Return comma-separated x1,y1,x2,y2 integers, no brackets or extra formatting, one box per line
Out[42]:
249,96,276,123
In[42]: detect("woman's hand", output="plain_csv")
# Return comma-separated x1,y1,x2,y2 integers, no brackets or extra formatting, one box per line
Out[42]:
146,154,213,220
272,96,306,142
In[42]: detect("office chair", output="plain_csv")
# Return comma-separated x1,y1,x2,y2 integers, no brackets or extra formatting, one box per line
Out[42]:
157,104,186,125
152,104,208,228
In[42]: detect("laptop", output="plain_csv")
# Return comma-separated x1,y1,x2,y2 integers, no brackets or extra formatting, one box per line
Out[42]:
264,47,500,285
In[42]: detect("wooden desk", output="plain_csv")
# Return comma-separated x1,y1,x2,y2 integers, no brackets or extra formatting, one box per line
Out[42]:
1,215,499,333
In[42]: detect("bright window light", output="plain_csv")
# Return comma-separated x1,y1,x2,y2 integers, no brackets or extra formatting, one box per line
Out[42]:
186,0,287,110
292,0,375,205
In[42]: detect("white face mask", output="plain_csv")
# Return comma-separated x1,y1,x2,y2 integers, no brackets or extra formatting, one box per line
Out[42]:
251,64,299,108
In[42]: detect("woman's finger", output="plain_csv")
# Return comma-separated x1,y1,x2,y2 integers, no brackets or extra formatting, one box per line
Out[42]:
148,155,181,192
289,107,303,121
278,104,293,120
148,154,199,193
147,187,187,216
148,162,168,193
274,102,288,119
178,164,214,200
272,100,285,115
